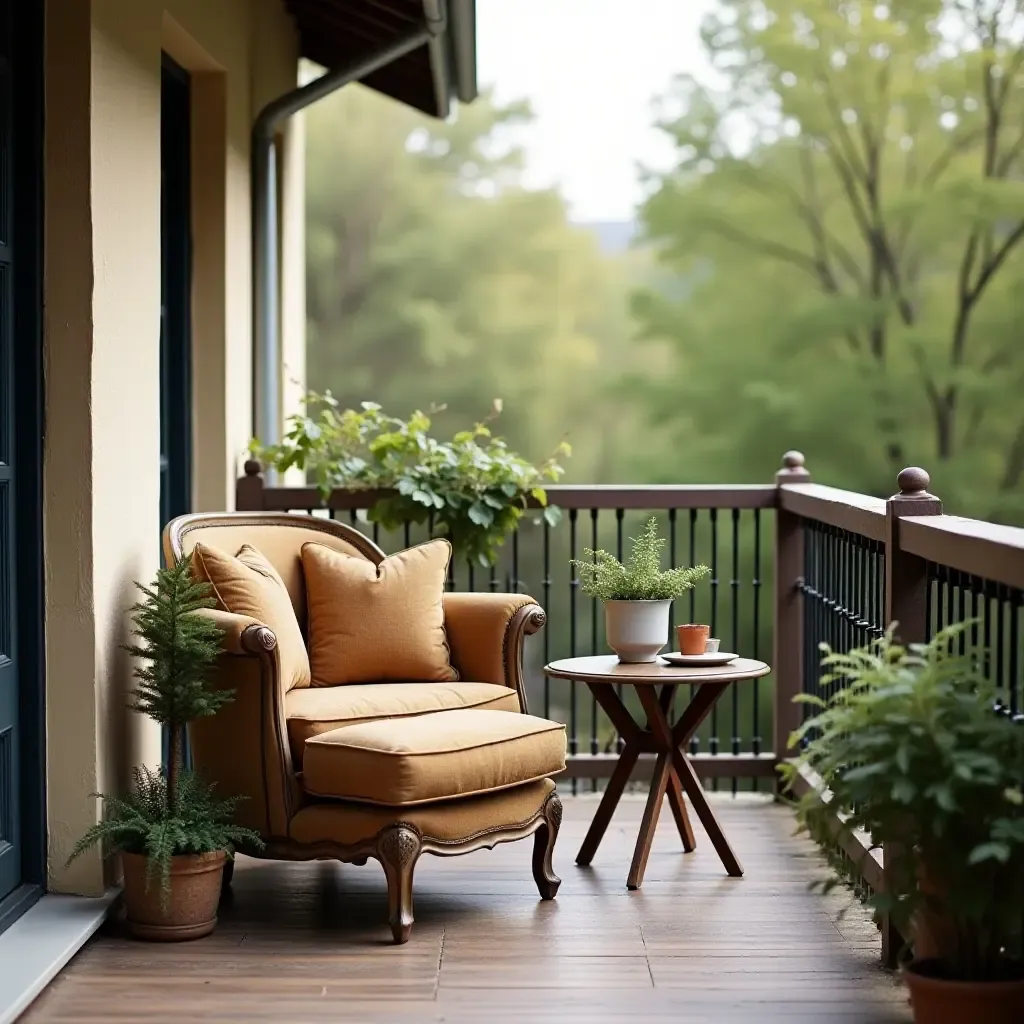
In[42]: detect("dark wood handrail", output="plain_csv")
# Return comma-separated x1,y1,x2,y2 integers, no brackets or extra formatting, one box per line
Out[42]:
899,515,1024,591
240,480,778,511
778,483,887,541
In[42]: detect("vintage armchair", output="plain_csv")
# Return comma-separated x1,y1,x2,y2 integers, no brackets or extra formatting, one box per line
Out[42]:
162,512,565,943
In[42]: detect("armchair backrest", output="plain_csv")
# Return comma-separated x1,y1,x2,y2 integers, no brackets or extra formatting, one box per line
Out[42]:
163,512,385,634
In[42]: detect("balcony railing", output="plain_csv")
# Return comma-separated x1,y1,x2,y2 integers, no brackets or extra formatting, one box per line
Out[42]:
236,456,1024,811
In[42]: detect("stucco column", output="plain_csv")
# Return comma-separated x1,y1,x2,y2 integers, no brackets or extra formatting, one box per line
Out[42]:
44,0,163,895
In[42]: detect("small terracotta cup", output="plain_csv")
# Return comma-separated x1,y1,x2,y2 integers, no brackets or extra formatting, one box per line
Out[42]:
677,624,710,655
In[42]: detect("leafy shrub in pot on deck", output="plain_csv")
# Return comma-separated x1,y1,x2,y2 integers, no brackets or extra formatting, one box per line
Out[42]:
783,625,1024,1020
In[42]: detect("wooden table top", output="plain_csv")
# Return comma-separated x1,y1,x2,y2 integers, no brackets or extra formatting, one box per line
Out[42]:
544,655,771,685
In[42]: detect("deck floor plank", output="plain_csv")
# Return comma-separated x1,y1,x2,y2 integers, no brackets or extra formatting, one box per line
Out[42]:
22,794,910,1023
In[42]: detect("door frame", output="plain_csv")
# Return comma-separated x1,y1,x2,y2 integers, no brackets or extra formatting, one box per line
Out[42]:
0,0,47,935
159,52,193,531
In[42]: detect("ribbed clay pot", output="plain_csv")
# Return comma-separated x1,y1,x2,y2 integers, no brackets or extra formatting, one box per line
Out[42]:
903,960,1024,1024
604,599,671,663
121,850,227,941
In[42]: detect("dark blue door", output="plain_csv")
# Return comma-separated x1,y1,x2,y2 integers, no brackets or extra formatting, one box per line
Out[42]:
0,0,45,924
160,56,193,768
160,55,193,531
0,0,18,903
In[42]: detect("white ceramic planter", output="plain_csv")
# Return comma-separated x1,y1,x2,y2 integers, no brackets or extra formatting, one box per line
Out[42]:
604,599,671,663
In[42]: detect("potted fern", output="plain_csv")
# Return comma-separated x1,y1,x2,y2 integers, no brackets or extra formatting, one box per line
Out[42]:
785,626,1024,1023
570,516,710,663
69,556,262,941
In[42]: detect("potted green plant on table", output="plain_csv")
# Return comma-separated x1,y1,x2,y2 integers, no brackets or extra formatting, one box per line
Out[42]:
784,625,1024,1023
570,516,711,663
69,556,262,941
249,394,570,567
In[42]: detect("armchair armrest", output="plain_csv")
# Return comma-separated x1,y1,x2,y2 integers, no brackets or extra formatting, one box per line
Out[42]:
442,593,546,712
194,607,278,657
187,607,298,840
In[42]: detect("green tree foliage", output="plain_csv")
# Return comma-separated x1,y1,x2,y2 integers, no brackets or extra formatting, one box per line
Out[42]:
123,557,230,813
636,0,1024,520
304,82,662,483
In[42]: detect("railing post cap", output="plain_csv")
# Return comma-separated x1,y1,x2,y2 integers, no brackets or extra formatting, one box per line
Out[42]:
776,450,810,483
243,458,264,478
894,466,932,498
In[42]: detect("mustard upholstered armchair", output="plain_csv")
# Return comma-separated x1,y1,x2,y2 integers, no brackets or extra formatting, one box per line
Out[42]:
163,512,565,943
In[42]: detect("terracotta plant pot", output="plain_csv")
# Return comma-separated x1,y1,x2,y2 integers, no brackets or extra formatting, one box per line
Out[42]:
121,850,227,941
677,623,710,655
903,960,1024,1024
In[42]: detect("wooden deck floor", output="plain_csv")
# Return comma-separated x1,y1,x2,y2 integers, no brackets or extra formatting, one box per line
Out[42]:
24,795,910,1023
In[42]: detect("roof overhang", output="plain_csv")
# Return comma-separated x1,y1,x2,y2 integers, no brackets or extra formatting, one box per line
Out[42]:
284,0,477,117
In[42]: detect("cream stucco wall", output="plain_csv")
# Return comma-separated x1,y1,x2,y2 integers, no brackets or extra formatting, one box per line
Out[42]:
43,0,301,895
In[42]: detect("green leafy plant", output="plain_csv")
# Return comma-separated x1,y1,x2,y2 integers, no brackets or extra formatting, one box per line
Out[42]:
68,556,262,903
782,625,1024,981
250,393,570,567
570,516,711,601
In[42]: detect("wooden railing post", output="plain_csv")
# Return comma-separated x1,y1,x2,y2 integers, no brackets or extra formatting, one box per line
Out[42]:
773,451,810,792
881,466,942,966
236,459,266,511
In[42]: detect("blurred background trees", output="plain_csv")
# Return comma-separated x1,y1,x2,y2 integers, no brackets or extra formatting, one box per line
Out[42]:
636,0,1024,520
305,0,1024,522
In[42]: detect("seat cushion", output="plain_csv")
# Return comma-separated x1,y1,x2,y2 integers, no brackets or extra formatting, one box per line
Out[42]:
301,539,457,686
301,709,566,807
192,542,311,691
285,681,521,762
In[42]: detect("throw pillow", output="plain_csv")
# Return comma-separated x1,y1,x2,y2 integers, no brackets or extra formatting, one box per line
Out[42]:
301,538,457,686
191,542,311,691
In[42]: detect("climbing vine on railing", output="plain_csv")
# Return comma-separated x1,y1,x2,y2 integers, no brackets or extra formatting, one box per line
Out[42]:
250,393,569,566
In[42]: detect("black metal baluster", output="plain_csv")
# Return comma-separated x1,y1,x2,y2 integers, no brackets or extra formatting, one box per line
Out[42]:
467,562,475,593
668,508,678,649
590,508,599,790
403,521,411,549
969,576,979,653
1007,585,1015,712
752,509,762,778
689,509,699,755
709,508,719,785
1011,590,1021,714
512,528,520,593
730,508,740,794
616,508,625,752
542,518,551,719
945,565,955,634
983,579,994,680
957,571,967,654
489,563,499,593
569,508,579,794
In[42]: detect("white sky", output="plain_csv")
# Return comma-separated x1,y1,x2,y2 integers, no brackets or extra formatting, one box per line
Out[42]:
476,0,716,222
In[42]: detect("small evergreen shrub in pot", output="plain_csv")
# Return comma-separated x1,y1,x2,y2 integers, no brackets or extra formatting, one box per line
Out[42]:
784,626,1024,1024
570,517,710,663
69,557,262,940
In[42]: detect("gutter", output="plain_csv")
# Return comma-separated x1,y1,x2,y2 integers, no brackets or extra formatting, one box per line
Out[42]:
251,23,433,454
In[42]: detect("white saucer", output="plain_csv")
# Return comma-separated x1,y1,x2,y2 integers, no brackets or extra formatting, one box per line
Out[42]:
660,651,739,667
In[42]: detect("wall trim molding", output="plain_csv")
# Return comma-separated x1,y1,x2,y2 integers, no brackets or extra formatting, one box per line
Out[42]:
0,888,118,1023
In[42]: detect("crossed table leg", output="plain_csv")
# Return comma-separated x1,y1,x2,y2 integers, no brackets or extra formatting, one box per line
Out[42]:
576,680,744,888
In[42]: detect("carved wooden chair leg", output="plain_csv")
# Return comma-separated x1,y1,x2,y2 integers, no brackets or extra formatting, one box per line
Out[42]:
532,793,563,900
376,824,423,944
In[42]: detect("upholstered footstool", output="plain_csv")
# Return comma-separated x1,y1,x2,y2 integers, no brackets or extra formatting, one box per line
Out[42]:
288,709,567,942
